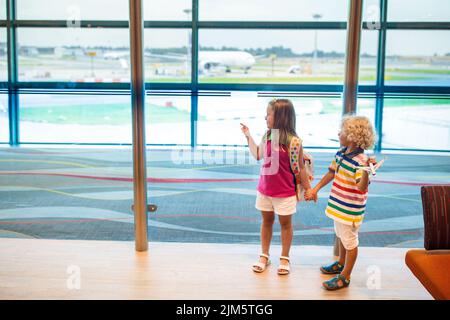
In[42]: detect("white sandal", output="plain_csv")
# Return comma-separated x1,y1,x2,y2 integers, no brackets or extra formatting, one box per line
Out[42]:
252,253,271,273
277,256,290,275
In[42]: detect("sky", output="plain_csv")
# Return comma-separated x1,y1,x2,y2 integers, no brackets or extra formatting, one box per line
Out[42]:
1,0,450,56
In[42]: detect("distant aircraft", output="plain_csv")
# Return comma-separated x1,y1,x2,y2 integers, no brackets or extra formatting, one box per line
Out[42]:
103,50,130,60
102,49,258,74
197,51,256,73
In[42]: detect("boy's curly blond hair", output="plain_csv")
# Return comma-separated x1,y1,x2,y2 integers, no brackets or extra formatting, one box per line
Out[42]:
341,115,376,150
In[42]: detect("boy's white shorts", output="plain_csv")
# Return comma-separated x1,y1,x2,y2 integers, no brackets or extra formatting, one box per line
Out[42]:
334,220,360,250
255,191,297,216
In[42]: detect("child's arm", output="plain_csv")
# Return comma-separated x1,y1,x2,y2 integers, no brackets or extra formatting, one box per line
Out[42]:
241,123,263,160
306,170,335,202
356,156,376,192
297,144,311,191
357,171,370,192
313,171,335,193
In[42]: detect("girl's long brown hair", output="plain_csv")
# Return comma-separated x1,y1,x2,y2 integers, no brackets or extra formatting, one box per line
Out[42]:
268,98,298,146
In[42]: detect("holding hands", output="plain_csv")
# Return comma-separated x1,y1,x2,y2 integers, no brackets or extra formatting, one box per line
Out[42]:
304,188,318,203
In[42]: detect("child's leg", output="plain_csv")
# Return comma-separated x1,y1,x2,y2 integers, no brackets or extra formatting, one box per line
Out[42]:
259,211,275,265
338,238,347,266
339,222,360,280
278,214,293,266
341,247,358,280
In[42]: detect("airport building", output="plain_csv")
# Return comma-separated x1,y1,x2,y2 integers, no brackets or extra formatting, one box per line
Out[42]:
0,0,449,303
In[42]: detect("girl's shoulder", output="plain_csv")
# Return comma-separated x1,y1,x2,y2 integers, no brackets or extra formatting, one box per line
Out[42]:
289,135,302,146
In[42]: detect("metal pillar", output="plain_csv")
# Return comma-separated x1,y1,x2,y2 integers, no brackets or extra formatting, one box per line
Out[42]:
374,0,387,152
343,0,364,115
190,0,199,148
129,0,148,252
7,0,19,146
335,0,364,256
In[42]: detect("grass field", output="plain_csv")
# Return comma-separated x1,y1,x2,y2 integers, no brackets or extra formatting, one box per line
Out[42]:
19,98,449,125
20,103,194,125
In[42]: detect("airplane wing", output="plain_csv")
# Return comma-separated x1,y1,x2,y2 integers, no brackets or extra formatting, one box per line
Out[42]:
144,53,188,61
356,158,386,176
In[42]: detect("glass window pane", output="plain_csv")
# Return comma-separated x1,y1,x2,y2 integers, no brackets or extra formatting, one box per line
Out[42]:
199,30,347,84
200,0,348,21
360,30,379,85
144,0,191,21
382,97,450,151
146,94,190,145
18,93,191,145
0,94,7,142
19,93,132,144
18,28,130,82
1,0,6,19
198,92,375,147
363,0,380,24
17,0,129,20
0,28,6,81
388,0,450,22
385,31,450,86
144,29,191,83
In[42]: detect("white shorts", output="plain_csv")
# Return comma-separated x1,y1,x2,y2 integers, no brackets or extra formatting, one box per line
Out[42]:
334,220,360,250
255,191,297,216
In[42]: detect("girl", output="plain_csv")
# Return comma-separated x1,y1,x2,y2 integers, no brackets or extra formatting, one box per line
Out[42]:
305,115,376,290
241,98,311,275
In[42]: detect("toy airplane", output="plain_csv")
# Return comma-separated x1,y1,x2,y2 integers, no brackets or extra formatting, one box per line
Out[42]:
357,158,386,176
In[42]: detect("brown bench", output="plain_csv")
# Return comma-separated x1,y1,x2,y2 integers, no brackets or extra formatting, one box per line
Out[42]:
405,186,450,300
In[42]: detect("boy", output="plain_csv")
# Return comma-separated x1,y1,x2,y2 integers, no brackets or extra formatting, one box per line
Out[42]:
306,115,376,290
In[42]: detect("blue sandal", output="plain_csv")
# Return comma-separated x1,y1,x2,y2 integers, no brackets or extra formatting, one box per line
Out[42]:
320,261,344,274
322,274,350,291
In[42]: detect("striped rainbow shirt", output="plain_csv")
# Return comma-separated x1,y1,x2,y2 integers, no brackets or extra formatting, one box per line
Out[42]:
325,147,369,226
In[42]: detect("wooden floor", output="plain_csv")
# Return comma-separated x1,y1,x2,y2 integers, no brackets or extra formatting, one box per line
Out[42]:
0,238,431,300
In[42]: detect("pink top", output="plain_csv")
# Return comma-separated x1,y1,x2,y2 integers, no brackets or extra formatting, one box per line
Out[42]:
257,140,296,198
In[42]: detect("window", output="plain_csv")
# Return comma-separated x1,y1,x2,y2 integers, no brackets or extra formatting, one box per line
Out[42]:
385,31,450,86
359,30,379,85
0,94,7,142
382,97,450,151
144,29,191,83
197,92,375,148
0,28,6,81
16,0,129,20
19,93,132,144
146,94,191,145
199,0,348,21
298,97,375,148
388,0,450,22
198,29,347,84
18,92,190,145
0,0,6,20
144,0,191,21
17,28,130,82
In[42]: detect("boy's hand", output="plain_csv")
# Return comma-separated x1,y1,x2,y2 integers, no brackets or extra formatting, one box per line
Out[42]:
240,123,250,137
365,156,377,176
367,156,377,166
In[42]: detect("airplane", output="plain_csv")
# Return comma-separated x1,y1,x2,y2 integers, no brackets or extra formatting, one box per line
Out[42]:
102,49,258,74
197,50,256,73
103,50,130,60
356,157,386,176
